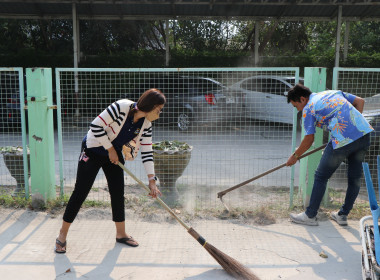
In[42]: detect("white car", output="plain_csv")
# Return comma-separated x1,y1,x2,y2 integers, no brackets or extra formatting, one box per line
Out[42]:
230,75,303,124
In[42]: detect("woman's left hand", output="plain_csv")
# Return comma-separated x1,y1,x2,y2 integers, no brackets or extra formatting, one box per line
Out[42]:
148,181,162,198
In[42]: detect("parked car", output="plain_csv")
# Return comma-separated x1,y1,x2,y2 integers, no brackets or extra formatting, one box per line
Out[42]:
130,75,241,131
229,75,304,125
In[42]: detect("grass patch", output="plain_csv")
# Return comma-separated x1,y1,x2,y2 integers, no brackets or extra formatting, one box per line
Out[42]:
0,193,110,215
0,194,31,208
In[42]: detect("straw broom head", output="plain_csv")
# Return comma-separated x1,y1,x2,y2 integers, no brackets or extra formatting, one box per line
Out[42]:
188,228,260,280
117,163,260,279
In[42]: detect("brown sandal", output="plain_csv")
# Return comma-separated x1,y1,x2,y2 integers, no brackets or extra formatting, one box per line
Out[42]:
55,238,67,254
116,237,139,247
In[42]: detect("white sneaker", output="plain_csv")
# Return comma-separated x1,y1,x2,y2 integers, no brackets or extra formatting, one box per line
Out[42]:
290,212,318,226
331,211,348,226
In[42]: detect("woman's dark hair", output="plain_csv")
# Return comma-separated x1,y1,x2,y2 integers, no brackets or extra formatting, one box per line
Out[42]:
287,84,312,103
129,88,166,116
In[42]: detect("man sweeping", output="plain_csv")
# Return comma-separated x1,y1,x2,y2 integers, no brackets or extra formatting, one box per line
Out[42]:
286,84,373,226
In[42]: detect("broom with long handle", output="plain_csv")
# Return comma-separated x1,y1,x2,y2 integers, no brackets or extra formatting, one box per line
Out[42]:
217,143,327,211
118,162,260,280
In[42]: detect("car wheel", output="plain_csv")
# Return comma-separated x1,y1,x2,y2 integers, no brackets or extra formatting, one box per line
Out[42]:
177,110,192,131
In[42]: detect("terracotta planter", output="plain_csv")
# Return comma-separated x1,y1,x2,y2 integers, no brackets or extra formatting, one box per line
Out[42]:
153,148,192,205
3,153,30,196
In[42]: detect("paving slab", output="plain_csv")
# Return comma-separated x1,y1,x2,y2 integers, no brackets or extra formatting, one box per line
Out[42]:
0,208,363,280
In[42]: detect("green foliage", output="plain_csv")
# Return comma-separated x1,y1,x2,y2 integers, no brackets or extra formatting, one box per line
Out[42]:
306,22,337,55
0,146,29,154
44,195,70,211
350,22,380,54
0,19,73,54
0,194,31,208
80,49,165,68
0,49,73,68
0,192,109,212
173,20,232,51
341,52,380,68
0,18,379,70
170,48,251,67
262,22,310,55
152,140,191,151
83,200,109,207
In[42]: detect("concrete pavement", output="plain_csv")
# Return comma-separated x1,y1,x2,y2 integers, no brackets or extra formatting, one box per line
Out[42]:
0,207,364,280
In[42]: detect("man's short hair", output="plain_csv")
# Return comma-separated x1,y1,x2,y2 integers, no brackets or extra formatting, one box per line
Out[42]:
287,84,312,103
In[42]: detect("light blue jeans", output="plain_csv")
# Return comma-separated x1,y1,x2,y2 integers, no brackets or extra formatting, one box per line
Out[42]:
305,133,371,218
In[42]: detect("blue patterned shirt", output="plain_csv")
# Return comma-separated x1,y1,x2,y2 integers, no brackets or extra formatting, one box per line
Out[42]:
303,90,373,149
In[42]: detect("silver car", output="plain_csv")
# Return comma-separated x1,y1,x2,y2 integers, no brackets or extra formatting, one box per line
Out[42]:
230,75,303,125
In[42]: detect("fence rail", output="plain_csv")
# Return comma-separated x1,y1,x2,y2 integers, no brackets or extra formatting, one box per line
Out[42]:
1,67,378,215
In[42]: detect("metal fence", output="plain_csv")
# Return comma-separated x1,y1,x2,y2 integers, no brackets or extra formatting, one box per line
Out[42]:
0,67,29,197
2,67,377,214
331,68,380,201
55,67,300,211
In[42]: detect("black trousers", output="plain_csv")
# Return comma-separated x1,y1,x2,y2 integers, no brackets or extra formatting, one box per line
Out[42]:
63,146,126,223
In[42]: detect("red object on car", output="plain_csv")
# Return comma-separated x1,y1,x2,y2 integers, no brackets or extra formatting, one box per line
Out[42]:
205,93,216,105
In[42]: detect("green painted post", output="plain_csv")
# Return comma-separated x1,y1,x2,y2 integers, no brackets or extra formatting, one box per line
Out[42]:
299,67,327,208
26,68,56,203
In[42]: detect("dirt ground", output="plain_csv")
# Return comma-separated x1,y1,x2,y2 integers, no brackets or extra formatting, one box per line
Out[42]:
0,180,372,225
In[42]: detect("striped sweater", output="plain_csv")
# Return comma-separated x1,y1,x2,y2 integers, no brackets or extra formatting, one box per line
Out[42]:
85,99,155,175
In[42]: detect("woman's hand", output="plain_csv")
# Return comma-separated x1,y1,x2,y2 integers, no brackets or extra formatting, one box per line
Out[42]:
148,181,162,198
107,146,119,164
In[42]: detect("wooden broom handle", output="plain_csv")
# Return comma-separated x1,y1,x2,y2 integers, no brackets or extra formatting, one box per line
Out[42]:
118,162,190,231
217,143,327,199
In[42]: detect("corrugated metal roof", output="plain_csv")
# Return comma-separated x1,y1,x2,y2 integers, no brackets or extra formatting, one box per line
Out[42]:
0,0,380,21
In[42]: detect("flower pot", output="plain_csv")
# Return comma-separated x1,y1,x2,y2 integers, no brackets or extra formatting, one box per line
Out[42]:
153,148,192,205
3,153,31,196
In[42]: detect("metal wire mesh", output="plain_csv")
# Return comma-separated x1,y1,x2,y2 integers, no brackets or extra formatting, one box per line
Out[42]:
55,68,300,212
331,68,380,203
3,67,377,214
0,68,26,194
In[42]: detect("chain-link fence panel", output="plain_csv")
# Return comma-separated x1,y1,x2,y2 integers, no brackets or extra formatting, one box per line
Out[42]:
330,68,380,206
0,68,29,197
55,68,302,215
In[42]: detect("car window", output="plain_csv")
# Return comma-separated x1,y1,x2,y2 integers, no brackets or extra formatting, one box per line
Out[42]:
200,79,222,92
261,79,289,96
186,78,222,95
241,79,262,91
136,77,188,95
285,78,304,86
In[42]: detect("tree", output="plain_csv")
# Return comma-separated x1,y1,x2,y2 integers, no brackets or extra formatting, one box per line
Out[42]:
349,22,380,54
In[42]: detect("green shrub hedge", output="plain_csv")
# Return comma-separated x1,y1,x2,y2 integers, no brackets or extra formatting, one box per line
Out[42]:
1,48,380,69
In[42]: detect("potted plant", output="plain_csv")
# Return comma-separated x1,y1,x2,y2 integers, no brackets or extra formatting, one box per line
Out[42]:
0,146,30,196
152,140,192,205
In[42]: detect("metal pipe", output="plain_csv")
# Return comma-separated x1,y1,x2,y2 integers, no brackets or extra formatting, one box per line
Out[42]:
254,21,259,66
335,6,342,68
360,215,372,276
19,68,30,198
55,69,64,197
343,21,350,62
289,70,300,208
165,20,170,67
72,3,80,117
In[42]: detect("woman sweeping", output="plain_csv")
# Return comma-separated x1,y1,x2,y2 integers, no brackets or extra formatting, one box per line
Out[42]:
55,88,166,253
